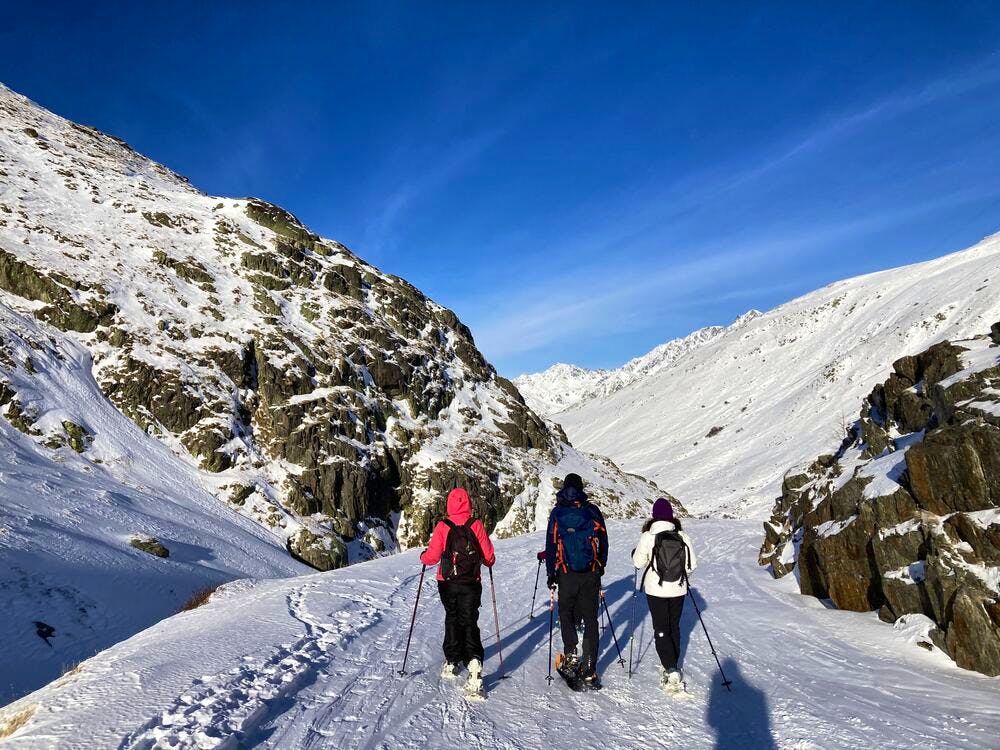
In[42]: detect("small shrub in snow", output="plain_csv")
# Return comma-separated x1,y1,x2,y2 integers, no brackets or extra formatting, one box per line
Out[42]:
179,585,220,613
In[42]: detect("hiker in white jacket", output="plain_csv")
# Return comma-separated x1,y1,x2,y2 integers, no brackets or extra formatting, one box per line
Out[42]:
632,497,696,694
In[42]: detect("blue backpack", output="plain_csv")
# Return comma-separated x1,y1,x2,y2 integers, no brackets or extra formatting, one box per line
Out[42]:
552,504,603,573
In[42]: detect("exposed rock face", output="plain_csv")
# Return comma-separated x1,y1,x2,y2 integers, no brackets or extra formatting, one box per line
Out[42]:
759,325,1000,676
0,84,670,572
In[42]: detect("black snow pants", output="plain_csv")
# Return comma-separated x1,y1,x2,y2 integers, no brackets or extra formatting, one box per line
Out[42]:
646,593,685,671
438,580,484,665
557,571,601,672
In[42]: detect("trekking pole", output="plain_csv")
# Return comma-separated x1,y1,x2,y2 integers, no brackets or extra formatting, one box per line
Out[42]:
528,558,542,620
600,591,626,669
546,588,555,684
398,564,426,677
488,567,508,678
686,579,733,692
628,567,638,678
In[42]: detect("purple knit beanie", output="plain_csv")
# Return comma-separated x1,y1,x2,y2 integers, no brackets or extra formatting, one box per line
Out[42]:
652,497,674,522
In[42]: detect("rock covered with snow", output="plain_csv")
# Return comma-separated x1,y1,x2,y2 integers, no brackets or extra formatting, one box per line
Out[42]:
759,325,1000,676
0,82,667,574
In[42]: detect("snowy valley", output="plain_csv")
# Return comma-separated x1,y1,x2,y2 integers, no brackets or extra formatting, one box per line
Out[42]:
0,78,998,750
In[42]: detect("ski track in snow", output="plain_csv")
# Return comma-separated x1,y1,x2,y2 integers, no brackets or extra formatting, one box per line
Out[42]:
11,520,998,749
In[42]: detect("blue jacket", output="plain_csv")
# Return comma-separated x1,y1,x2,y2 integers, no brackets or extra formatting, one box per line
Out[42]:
545,486,609,577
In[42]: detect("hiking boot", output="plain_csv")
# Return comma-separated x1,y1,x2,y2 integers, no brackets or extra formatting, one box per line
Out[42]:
441,662,461,680
557,649,580,673
465,658,483,694
664,669,684,693
581,670,602,690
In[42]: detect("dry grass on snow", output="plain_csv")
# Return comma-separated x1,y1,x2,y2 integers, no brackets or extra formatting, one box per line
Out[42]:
178,584,221,613
0,705,36,739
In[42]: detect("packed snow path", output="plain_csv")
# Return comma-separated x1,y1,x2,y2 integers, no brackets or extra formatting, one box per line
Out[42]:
5,521,999,749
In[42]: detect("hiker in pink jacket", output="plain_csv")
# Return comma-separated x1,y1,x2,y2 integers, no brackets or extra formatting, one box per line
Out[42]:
420,488,496,692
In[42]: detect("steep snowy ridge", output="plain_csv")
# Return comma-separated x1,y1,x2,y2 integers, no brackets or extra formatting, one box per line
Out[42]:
545,237,1000,518
514,319,753,415
0,83,670,704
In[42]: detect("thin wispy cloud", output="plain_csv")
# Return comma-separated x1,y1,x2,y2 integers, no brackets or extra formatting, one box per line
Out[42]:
471,168,1000,365
362,124,509,256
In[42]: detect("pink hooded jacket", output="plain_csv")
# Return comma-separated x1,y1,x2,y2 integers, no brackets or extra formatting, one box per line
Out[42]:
419,488,496,581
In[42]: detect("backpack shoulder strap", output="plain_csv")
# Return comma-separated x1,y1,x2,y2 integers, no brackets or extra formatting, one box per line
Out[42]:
442,518,456,530
463,517,475,528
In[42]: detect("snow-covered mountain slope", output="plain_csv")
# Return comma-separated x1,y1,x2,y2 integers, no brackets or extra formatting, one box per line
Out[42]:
0,83,672,705
0,297,307,704
552,236,1000,518
3,519,998,749
514,320,752,415
0,81,666,562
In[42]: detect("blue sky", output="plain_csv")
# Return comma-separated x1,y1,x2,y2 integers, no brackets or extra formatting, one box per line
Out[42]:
4,2,1000,375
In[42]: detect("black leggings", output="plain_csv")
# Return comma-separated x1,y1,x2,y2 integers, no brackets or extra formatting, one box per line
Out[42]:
646,593,684,671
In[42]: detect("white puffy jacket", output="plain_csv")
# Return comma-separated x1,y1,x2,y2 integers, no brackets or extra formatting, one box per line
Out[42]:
631,520,697,598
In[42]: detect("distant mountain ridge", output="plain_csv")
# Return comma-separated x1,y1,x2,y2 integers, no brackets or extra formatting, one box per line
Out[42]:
514,312,761,415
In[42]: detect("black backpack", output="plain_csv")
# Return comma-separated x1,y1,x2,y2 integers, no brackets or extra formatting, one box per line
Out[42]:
644,530,689,586
440,518,483,583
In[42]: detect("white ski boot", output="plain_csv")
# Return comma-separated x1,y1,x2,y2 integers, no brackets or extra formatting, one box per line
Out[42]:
441,662,461,680
464,658,485,700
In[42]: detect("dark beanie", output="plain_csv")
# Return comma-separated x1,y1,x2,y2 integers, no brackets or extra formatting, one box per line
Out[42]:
562,473,584,492
652,497,675,522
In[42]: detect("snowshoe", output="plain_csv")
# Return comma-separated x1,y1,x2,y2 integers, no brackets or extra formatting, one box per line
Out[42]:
581,671,603,691
464,658,485,701
663,669,689,699
441,662,461,680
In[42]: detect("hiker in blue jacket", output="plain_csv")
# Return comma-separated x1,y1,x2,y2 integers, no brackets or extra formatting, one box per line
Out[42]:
545,473,609,688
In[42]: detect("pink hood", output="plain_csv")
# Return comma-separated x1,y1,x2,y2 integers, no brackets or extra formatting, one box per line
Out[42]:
446,488,472,524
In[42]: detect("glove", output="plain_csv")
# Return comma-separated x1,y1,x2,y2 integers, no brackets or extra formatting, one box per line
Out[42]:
547,575,557,590
536,550,547,561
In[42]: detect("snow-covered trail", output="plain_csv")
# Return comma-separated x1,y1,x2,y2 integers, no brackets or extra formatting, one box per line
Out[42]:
5,521,999,749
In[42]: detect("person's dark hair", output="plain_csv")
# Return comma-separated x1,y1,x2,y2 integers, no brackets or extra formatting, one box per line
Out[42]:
642,516,681,533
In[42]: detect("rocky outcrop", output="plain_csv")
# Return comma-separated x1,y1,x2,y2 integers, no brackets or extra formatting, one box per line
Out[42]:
759,325,1000,676
129,535,169,558
0,83,669,573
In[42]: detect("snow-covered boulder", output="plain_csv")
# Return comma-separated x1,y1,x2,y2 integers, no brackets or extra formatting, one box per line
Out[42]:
759,324,1000,676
